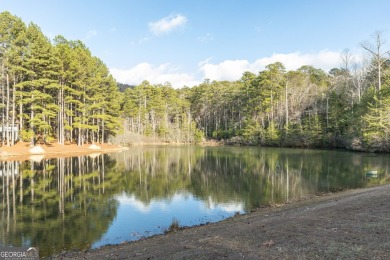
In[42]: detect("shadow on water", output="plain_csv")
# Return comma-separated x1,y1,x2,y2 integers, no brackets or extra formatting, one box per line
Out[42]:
0,146,389,257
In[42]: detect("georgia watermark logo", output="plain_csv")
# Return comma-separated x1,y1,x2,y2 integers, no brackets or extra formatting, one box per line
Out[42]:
0,247,39,260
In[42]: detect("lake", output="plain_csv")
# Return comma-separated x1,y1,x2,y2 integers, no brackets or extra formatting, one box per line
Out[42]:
0,146,389,257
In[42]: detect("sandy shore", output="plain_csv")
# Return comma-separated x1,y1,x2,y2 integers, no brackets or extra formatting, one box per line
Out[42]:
0,141,126,161
50,184,390,259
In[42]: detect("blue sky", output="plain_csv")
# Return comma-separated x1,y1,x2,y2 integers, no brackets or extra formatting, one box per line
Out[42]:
1,0,390,87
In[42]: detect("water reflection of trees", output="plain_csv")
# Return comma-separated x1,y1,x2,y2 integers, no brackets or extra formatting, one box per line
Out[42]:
110,147,390,211
1,147,389,256
0,155,119,257
109,147,199,202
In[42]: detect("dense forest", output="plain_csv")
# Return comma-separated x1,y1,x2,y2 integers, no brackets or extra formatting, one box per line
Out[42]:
1,12,390,152
0,12,121,146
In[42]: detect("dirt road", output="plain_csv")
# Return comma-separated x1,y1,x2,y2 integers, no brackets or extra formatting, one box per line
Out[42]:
53,184,390,259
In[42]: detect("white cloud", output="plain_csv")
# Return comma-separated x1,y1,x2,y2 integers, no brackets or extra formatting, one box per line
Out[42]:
110,63,200,88
149,14,187,36
204,196,244,213
116,194,151,213
199,59,251,81
110,50,346,88
199,50,343,81
198,57,213,67
252,50,342,72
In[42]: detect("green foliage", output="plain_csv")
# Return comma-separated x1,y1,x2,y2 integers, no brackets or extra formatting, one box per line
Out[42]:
361,91,390,151
212,129,233,140
120,82,203,144
20,129,34,142
265,121,279,146
177,53,389,151
0,12,122,145
3,11,390,152
301,113,323,147
241,119,264,145
193,128,204,144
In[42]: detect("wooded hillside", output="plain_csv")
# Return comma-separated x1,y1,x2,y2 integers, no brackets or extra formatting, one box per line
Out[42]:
1,12,389,152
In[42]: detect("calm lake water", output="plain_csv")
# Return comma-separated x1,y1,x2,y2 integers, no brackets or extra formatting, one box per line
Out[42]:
0,146,389,257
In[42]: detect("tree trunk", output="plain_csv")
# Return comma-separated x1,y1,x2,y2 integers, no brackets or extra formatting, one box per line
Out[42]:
19,92,23,134
1,62,4,146
285,81,289,131
6,74,10,146
58,81,65,144
31,94,34,145
138,101,141,134
11,76,16,145
101,108,105,143
70,104,73,142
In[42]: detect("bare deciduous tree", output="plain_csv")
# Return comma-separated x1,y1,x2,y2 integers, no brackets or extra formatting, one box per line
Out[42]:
361,31,390,91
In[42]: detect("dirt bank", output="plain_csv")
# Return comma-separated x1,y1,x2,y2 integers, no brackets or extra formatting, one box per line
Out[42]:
0,142,126,161
51,184,390,259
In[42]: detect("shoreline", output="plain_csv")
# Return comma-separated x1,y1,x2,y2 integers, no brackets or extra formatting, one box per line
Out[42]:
0,142,127,161
51,184,390,259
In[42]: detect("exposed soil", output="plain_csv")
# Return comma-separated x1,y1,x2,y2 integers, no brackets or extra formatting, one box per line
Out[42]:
51,184,390,259
0,141,125,161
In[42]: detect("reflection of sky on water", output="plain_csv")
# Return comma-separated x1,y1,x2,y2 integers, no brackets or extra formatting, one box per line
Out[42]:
0,161,19,176
93,192,244,248
3,146,389,257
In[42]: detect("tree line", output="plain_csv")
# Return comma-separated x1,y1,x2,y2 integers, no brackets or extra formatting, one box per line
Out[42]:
1,12,390,152
0,11,121,146
120,33,390,152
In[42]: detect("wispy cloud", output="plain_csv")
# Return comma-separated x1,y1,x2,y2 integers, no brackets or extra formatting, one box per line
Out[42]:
130,37,150,46
149,14,187,36
84,29,97,41
197,33,214,43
